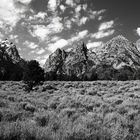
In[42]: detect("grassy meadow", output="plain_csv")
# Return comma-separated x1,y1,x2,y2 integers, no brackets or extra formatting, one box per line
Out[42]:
0,81,140,140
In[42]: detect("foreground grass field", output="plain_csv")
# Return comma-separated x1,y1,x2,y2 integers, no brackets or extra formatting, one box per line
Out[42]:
0,81,140,140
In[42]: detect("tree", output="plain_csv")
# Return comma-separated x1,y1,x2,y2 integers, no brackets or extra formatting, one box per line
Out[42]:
115,66,134,81
23,60,44,91
96,64,117,80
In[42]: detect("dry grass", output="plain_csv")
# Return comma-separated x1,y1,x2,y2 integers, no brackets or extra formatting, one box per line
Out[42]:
0,80,140,140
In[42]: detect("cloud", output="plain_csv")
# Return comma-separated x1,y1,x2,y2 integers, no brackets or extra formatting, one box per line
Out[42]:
34,12,47,19
17,0,32,5
136,27,140,36
98,16,103,21
24,41,38,49
88,9,106,20
48,39,68,52
78,30,89,38
79,17,88,26
90,20,115,39
9,34,18,40
48,17,63,32
47,29,89,53
48,0,58,12
60,5,66,12
75,5,82,13
36,54,49,67
30,17,63,41
87,42,103,49
51,36,61,42
70,8,106,27
91,30,115,39
70,30,89,42
0,32,4,41
0,0,29,27
99,20,114,31
9,34,19,43
66,0,76,7
64,20,72,29
30,25,49,41
82,4,88,11
31,44,38,49
36,48,45,55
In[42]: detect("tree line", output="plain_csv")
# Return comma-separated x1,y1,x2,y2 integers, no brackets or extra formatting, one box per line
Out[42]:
1,59,140,91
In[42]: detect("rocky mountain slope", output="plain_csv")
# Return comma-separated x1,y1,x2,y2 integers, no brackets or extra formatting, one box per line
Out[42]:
44,35,140,80
0,39,26,80
98,35,140,69
44,42,98,80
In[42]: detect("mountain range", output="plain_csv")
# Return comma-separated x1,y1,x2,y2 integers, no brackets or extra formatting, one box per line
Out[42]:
44,35,140,80
0,39,27,80
0,35,140,81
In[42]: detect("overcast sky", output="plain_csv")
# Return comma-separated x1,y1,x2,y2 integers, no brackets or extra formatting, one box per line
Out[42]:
0,0,140,65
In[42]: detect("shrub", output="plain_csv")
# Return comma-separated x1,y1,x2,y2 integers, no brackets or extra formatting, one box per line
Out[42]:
23,60,44,91
0,121,53,140
0,109,23,122
24,103,36,113
7,96,15,102
35,112,49,127
96,64,117,80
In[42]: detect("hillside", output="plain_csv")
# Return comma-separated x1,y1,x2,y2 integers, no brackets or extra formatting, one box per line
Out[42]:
0,35,140,81
0,81,140,140
0,39,27,80
44,35,140,81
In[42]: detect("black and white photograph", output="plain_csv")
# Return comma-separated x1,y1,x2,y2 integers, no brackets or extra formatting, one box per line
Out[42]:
0,0,140,139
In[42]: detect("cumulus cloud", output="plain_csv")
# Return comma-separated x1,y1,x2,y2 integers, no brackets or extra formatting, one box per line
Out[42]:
79,17,88,26
9,34,19,43
91,30,115,39
75,5,82,13
66,0,76,7
99,20,114,31
24,41,38,49
30,25,49,41
82,4,88,11
48,0,58,12
48,39,68,52
78,30,89,38
87,42,103,49
89,9,106,20
64,20,72,29
47,29,89,53
136,27,140,36
34,12,47,19
51,36,61,42
48,17,63,32
9,34,18,40
36,48,45,55
0,0,29,27
90,20,115,39
60,5,66,12
17,0,32,5
30,17,63,41
70,8,106,27
70,30,89,42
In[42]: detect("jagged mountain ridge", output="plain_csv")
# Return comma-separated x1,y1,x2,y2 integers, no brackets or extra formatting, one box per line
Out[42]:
0,39,21,63
44,35,140,80
45,42,93,77
1,35,140,81
44,41,98,80
98,35,140,69
0,39,26,80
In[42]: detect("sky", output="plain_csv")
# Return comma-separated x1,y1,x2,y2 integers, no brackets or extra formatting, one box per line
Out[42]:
0,0,140,66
